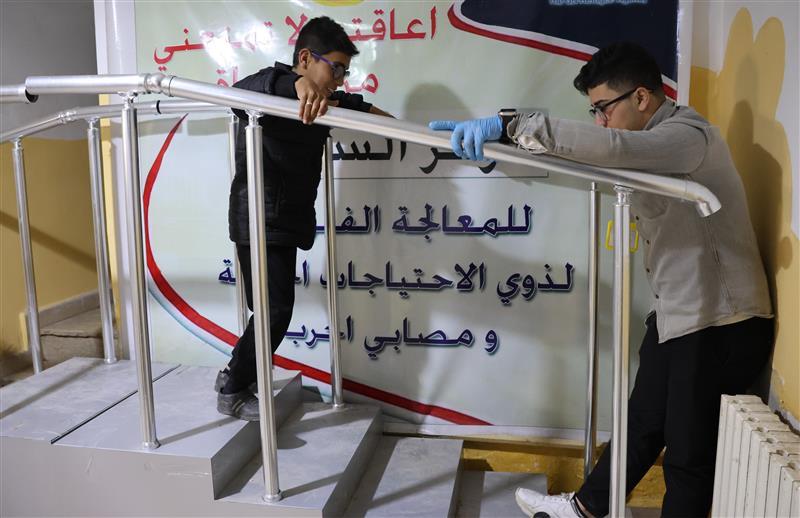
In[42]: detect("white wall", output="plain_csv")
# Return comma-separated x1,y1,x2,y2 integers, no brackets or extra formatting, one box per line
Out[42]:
0,0,98,140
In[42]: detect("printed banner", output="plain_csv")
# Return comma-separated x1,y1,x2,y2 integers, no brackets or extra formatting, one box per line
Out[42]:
131,0,678,429
451,0,679,96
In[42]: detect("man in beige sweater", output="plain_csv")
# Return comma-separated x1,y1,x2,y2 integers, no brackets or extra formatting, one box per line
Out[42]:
430,42,773,517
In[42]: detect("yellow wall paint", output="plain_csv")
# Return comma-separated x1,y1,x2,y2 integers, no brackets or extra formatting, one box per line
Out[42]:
0,138,98,354
690,9,799,417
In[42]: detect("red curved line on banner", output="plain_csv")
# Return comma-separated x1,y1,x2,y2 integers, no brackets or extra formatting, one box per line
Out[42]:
447,5,678,100
273,355,490,425
448,4,592,61
143,115,239,345
142,117,490,426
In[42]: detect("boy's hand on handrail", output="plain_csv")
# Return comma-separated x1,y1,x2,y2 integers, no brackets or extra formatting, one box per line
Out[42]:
429,116,503,161
295,76,329,125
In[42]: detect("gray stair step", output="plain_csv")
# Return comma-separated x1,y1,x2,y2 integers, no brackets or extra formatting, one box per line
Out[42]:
58,364,303,496
41,307,103,338
0,357,177,442
457,471,547,518
40,308,111,365
41,335,106,365
344,436,463,517
218,402,382,517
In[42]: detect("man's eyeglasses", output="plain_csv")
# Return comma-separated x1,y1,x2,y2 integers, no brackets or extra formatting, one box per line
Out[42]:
589,88,638,123
310,51,350,81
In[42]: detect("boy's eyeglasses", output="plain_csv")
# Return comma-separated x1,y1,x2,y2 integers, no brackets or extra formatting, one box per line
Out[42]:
310,51,350,81
589,88,638,123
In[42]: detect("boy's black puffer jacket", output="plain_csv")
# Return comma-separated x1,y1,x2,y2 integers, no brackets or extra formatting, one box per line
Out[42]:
228,62,372,250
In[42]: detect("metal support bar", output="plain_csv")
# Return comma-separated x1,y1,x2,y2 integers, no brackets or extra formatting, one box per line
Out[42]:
610,186,633,516
227,114,247,334
121,94,159,450
323,137,345,408
245,112,281,502
87,119,117,364
584,182,600,478
11,139,44,374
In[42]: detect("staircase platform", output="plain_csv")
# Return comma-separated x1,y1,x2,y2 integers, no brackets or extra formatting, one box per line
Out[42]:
57,364,302,497
457,471,547,517
0,357,176,442
344,436,463,517
0,359,307,517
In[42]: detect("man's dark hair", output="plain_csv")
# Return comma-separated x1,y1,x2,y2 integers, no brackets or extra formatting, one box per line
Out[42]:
573,42,664,96
292,16,359,66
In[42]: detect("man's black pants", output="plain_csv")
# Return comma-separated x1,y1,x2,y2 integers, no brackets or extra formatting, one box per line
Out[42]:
576,314,772,517
225,243,297,391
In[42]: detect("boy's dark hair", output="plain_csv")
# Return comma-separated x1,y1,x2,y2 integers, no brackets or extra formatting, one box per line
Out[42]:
573,42,664,96
292,16,359,66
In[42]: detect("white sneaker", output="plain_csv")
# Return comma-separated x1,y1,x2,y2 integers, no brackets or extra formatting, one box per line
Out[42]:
514,488,583,517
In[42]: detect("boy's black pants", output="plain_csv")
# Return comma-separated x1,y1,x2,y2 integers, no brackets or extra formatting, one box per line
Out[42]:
576,314,772,517
225,243,297,390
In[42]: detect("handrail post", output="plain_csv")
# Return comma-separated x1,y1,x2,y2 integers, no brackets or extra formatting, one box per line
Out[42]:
120,93,159,450
610,186,633,516
11,139,44,374
87,119,117,364
324,137,345,408
245,111,281,502
584,182,600,478
227,113,247,334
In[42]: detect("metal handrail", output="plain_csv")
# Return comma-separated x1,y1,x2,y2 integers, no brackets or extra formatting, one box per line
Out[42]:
3,73,723,514
0,84,37,104
1,100,224,142
19,74,721,214
2,100,232,375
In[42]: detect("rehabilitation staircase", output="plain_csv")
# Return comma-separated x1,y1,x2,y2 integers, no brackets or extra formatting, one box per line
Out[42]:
0,357,546,517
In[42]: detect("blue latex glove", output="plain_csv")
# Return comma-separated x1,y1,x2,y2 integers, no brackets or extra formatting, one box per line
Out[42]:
429,115,503,161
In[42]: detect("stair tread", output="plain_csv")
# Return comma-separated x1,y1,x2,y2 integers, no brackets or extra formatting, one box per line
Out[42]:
0,357,177,442
345,436,463,517
58,365,301,457
457,471,547,518
41,308,104,338
219,402,381,512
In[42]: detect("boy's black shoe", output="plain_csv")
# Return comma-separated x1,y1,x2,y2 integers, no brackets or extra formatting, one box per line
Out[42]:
215,368,258,395
216,389,259,421
214,369,230,393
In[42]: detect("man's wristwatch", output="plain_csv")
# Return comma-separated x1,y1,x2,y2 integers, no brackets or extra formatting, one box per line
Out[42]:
498,108,517,143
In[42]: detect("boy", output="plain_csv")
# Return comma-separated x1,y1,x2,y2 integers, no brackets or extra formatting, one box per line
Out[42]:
217,16,391,420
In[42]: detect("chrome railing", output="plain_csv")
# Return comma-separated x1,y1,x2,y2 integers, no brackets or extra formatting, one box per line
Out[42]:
10,138,43,373
585,181,600,477
2,74,721,514
227,114,248,335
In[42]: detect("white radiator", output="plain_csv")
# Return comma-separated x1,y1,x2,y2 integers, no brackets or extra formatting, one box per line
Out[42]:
711,395,800,517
